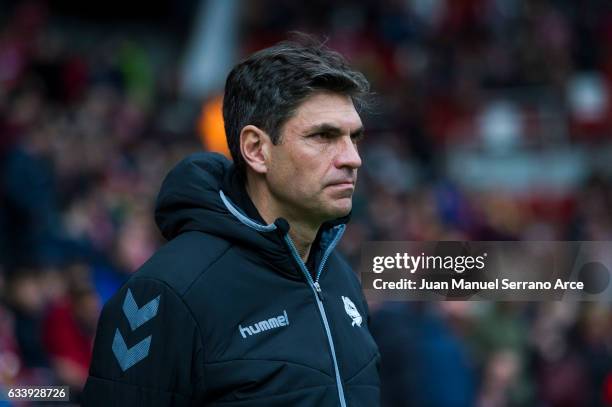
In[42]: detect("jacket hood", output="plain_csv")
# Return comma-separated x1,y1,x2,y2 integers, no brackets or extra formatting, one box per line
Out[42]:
155,152,275,243
154,152,349,276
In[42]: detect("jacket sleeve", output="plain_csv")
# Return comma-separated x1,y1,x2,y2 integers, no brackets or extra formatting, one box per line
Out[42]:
82,277,205,406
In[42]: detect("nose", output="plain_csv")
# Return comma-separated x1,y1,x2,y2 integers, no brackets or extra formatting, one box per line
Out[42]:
335,135,362,170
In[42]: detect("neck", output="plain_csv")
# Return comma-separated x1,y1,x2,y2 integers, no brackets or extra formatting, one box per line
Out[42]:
246,177,320,262
285,219,319,262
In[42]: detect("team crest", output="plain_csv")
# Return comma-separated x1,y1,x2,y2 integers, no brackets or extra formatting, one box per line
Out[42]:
341,296,362,327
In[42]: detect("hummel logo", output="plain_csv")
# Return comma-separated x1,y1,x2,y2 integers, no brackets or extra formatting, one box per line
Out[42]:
112,288,161,371
239,310,289,338
112,329,152,371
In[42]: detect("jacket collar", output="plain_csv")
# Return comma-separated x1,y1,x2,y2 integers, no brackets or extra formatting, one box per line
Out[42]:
218,189,348,280
155,152,349,280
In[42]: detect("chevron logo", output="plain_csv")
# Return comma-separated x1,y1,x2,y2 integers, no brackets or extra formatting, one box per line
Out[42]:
112,329,152,371
112,288,161,371
122,288,161,330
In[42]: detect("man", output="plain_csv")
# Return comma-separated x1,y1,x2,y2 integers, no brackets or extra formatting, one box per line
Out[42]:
83,36,381,406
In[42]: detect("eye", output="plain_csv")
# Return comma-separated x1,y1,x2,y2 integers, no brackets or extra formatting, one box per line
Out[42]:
309,132,334,140
350,132,365,142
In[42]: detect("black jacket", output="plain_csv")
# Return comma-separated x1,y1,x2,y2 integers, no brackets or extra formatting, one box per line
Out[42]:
82,152,380,406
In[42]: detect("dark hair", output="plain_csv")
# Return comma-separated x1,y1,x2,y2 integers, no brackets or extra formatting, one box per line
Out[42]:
222,34,371,174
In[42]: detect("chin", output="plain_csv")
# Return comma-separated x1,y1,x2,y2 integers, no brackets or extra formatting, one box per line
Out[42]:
325,200,352,219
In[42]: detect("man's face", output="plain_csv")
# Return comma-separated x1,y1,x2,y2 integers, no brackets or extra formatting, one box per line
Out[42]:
265,91,363,225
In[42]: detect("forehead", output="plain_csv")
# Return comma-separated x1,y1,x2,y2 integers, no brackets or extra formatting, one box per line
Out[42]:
283,91,362,134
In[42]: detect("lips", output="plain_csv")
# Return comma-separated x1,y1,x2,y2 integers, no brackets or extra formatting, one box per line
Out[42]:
327,181,355,187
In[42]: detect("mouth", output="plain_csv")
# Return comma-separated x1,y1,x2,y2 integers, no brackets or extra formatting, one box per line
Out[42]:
327,181,355,189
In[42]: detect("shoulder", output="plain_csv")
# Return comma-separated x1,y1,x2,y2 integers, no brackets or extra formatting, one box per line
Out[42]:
329,251,361,289
86,273,206,404
130,231,233,296
88,232,229,384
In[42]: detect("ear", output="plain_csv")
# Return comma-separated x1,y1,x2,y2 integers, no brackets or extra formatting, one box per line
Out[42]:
240,125,270,175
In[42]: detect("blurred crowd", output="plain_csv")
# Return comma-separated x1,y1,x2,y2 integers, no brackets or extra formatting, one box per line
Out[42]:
1,0,611,406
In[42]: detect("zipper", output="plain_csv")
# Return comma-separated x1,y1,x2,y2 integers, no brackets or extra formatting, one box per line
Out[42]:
283,226,347,407
220,187,349,405
315,225,346,284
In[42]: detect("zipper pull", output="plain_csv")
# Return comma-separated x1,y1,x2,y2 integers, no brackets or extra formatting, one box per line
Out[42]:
313,282,324,301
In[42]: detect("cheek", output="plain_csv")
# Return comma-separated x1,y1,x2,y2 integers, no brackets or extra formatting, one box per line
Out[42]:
268,143,332,197
267,155,299,200
268,154,295,184
270,160,318,200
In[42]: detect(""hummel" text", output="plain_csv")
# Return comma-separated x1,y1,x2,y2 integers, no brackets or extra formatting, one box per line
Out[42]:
239,310,289,338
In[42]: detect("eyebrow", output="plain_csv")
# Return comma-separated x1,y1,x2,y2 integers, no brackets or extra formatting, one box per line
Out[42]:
305,123,365,138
